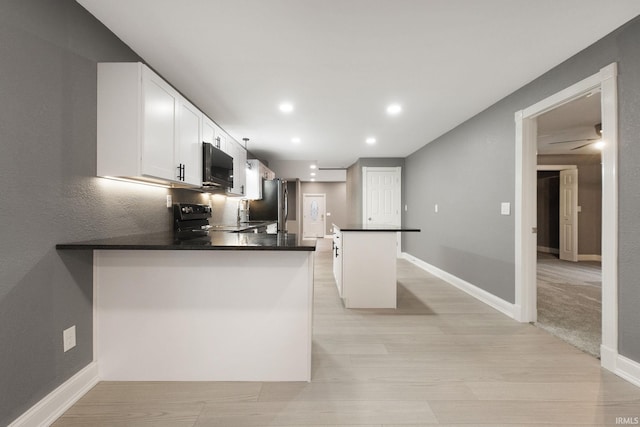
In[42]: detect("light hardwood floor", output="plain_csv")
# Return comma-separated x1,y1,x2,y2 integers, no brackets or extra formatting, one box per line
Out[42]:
53,240,640,426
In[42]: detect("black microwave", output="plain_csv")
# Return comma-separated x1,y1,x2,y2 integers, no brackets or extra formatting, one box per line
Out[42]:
202,142,234,188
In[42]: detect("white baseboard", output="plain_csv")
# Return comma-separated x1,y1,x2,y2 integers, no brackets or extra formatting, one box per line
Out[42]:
537,245,559,254
600,344,618,372
615,354,640,388
578,254,602,262
9,362,99,427
401,252,516,319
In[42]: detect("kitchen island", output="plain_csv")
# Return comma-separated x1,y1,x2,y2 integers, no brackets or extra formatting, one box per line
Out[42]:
332,224,420,309
57,232,315,382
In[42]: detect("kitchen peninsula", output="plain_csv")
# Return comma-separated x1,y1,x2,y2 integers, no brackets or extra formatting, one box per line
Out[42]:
57,232,315,382
332,224,420,309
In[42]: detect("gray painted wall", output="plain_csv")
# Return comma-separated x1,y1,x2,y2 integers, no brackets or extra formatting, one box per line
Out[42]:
345,158,405,224
404,16,640,362
0,1,176,424
537,154,602,256
301,182,347,235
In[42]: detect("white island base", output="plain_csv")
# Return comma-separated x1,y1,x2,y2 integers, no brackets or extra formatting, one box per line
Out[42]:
94,249,314,382
333,229,398,309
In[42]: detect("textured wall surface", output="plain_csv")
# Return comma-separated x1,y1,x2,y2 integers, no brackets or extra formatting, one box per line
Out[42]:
345,158,405,225
300,182,347,235
0,1,174,425
404,16,640,361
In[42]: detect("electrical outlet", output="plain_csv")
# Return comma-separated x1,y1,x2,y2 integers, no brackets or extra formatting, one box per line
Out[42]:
166,195,172,208
63,325,76,352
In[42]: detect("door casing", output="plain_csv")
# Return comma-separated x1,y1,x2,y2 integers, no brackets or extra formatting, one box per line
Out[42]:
515,62,618,372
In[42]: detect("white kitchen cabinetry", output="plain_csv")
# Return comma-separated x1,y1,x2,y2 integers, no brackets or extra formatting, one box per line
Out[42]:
225,139,247,196
202,116,227,153
98,62,201,187
332,225,399,308
177,98,203,185
215,126,227,153
246,159,276,200
332,226,343,297
202,115,216,146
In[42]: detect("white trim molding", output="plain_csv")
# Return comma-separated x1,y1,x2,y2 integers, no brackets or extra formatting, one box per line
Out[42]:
537,246,560,255
9,362,99,427
402,252,516,319
514,62,619,374
578,254,602,262
537,164,577,171
615,354,640,388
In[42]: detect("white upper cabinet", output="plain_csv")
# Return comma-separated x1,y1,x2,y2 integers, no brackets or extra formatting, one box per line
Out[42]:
98,62,202,187
177,98,203,186
140,68,179,181
215,126,227,153
245,159,276,200
202,115,216,146
225,139,247,196
202,116,226,153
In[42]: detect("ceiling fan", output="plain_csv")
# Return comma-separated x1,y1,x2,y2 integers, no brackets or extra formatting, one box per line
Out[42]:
548,123,602,150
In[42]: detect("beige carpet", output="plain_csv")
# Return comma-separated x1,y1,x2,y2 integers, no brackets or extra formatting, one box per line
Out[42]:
536,253,602,357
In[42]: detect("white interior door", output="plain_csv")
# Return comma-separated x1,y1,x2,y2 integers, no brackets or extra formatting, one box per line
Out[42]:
302,194,326,239
559,168,579,262
363,167,401,226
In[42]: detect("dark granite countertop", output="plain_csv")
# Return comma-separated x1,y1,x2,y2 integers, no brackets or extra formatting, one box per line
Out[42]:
333,223,421,232
56,231,315,251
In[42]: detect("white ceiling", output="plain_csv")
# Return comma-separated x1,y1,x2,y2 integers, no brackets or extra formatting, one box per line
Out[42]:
76,0,640,168
537,91,602,155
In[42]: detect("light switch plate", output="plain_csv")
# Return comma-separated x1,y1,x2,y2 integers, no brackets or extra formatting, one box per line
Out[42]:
501,202,511,215
63,325,76,352
434,204,439,213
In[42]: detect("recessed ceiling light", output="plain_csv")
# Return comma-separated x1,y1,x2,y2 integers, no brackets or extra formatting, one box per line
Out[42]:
310,172,316,176
366,137,376,145
310,178,316,182
594,140,605,150
291,137,301,143
386,104,402,115
310,164,317,169
279,102,294,113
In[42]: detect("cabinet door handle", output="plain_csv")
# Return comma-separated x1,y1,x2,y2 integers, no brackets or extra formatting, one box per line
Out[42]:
177,164,182,180
181,164,185,181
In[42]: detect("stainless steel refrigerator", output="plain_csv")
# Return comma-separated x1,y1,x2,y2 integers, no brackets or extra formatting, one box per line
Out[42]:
248,179,288,232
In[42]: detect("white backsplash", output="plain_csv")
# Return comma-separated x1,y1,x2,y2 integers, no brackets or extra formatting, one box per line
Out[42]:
208,195,242,225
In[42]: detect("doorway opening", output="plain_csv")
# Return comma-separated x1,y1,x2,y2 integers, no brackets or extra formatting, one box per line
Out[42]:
535,163,602,357
302,193,326,240
515,63,618,372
